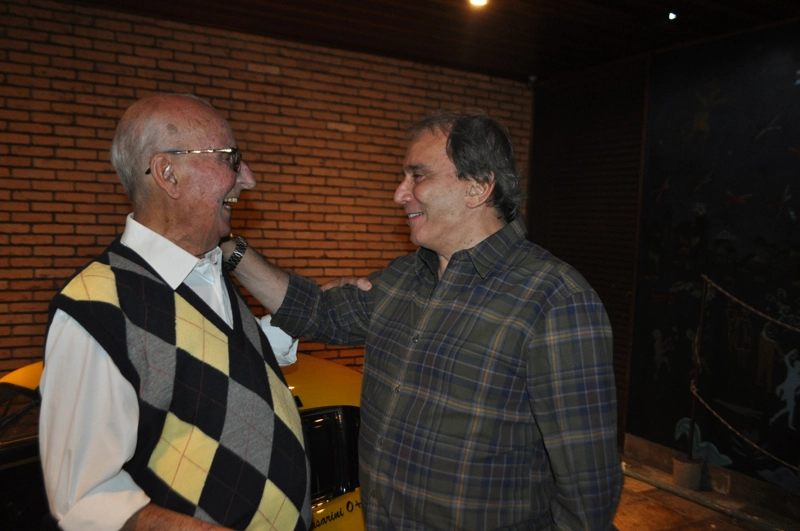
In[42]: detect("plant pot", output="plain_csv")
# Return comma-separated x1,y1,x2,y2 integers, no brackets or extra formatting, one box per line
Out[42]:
672,455,703,491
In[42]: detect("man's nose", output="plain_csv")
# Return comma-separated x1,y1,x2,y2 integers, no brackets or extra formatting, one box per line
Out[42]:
238,161,256,189
394,176,411,204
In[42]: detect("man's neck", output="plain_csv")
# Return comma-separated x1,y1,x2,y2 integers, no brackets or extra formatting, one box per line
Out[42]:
435,217,507,278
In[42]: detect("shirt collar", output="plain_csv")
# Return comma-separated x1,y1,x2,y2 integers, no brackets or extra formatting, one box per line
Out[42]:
120,213,221,290
415,217,527,279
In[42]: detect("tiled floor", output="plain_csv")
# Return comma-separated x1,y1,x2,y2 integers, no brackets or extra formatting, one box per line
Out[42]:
613,461,799,531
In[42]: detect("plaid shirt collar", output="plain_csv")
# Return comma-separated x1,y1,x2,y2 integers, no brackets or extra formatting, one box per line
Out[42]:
415,217,527,280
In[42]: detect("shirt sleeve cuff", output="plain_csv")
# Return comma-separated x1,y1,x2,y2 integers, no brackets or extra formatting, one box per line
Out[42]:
260,314,299,366
58,473,150,531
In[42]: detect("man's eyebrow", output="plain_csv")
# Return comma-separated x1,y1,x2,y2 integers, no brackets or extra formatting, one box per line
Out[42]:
403,163,426,173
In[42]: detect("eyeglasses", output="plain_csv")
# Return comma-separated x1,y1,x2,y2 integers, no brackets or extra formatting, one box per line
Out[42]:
145,147,242,174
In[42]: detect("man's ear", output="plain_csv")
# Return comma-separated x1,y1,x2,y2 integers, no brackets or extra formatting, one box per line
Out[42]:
466,175,496,208
149,154,180,198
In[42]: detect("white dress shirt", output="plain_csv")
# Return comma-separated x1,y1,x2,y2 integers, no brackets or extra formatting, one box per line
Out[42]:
39,214,297,531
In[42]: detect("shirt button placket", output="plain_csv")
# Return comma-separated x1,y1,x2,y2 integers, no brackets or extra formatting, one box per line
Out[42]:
373,329,421,501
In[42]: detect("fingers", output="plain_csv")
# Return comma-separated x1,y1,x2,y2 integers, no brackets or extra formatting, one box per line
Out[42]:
320,277,373,292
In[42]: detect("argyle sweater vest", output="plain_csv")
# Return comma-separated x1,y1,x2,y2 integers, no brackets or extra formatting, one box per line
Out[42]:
46,238,311,531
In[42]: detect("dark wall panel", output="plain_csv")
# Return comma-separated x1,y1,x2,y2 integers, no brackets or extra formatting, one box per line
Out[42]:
629,20,800,494
528,56,649,442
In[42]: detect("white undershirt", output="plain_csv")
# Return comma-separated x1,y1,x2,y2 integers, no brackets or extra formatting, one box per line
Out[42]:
39,214,297,530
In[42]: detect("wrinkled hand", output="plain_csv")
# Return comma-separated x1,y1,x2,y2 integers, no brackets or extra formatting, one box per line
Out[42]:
321,277,372,291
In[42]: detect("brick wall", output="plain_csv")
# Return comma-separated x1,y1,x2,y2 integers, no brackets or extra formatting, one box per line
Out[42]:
0,0,531,376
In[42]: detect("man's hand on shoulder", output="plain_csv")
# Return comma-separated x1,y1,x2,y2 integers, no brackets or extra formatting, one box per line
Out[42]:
321,277,372,292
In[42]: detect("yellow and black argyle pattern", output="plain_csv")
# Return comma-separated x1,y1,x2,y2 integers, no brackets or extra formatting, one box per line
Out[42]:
47,238,311,531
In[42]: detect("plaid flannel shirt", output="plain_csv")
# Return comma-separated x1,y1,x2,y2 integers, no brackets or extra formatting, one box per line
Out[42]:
274,218,622,530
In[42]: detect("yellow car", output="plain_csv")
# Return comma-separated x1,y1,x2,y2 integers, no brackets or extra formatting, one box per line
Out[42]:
283,354,365,531
0,361,47,530
0,354,365,531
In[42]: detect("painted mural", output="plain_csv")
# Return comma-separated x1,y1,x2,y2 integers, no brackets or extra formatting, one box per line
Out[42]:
628,20,800,494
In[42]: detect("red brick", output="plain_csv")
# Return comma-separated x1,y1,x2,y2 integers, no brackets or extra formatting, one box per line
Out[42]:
0,0,531,374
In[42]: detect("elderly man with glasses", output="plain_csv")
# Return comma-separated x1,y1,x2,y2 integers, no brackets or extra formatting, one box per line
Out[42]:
39,94,311,531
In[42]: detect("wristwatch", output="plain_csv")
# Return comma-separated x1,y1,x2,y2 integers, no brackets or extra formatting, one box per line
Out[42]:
223,235,248,271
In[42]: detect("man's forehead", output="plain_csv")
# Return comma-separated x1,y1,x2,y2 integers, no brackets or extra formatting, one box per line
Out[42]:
408,129,446,152
411,127,447,144
405,130,448,164
161,115,233,147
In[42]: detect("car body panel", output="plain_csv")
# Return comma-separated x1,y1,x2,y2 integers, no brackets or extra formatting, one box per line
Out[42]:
308,489,363,531
282,354,362,409
0,361,42,390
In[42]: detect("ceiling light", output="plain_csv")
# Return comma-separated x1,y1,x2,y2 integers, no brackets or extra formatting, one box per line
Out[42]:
669,12,677,20
470,0,488,6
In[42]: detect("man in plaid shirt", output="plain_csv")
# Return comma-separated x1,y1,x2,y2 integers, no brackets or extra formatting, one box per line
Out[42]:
225,111,623,530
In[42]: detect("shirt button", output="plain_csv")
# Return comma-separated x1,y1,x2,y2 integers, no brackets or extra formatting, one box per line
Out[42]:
377,437,384,448
394,385,400,393
412,336,419,343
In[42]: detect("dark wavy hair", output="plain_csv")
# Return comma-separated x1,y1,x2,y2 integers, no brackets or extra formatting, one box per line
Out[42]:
407,110,523,223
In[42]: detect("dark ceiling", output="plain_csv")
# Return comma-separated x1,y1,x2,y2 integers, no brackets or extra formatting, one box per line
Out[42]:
72,0,800,82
